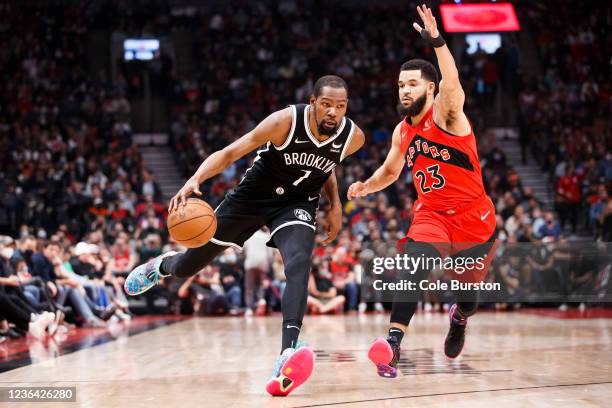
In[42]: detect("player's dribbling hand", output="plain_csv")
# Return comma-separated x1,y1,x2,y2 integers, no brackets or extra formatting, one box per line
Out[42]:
321,205,342,246
413,4,439,39
347,181,369,200
168,177,202,213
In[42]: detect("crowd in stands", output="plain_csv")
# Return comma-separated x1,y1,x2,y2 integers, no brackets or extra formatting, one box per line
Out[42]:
0,2,171,342
0,1,610,344
517,0,611,240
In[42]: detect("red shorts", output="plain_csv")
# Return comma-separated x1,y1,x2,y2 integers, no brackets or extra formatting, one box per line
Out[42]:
400,195,498,283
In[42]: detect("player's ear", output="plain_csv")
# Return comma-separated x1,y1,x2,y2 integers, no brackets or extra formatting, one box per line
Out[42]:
428,82,435,96
309,95,316,106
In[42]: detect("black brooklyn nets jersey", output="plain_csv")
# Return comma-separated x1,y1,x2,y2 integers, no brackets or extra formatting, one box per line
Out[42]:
227,104,355,204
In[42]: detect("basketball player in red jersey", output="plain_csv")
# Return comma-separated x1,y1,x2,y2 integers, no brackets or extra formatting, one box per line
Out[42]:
348,4,497,377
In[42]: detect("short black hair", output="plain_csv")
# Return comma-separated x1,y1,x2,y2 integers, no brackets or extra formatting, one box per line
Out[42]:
313,75,349,98
43,241,61,249
400,59,439,89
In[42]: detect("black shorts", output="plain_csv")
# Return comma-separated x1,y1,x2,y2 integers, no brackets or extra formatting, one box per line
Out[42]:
210,196,318,249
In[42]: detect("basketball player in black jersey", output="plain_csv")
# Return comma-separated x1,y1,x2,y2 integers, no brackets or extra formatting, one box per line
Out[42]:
124,75,365,396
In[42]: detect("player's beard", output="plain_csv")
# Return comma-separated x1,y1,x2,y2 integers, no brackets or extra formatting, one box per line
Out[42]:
314,109,338,136
397,93,427,118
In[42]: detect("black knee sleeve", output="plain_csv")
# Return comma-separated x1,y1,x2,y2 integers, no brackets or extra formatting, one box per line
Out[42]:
274,226,315,327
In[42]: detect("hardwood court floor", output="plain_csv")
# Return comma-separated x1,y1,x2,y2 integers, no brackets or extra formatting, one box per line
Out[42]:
1,312,611,407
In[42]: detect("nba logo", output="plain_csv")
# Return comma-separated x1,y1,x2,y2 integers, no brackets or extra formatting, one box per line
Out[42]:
294,209,312,222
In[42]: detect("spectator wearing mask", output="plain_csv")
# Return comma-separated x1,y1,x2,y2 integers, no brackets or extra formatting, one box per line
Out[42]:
538,211,562,240
139,233,162,262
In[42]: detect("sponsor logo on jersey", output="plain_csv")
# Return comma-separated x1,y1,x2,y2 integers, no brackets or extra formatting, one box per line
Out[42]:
283,152,337,173
276,187,285,195
295,139,310,144
331,142,343,149
294,209,312,222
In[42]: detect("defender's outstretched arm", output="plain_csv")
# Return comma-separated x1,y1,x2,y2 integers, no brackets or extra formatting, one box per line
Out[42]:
413,4,468,130
347,123,405,199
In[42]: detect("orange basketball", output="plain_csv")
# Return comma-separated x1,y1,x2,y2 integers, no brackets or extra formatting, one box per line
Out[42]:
167,198,217,248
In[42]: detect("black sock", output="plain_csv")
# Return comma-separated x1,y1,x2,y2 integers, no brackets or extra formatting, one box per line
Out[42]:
387,327,405,345
281,321,301,352
159,258,172,277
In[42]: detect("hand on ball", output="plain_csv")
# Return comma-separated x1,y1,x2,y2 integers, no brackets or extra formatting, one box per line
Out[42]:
169,178,202,213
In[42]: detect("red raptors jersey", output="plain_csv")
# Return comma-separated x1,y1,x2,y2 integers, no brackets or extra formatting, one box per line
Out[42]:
400,106,485,211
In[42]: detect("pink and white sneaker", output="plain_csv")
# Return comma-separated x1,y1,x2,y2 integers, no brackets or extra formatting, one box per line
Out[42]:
266,343,314,396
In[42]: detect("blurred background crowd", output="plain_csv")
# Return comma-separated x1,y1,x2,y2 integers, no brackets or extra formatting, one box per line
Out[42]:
0,0,609,342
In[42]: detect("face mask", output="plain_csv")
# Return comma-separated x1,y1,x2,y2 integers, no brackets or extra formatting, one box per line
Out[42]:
1,247,14,259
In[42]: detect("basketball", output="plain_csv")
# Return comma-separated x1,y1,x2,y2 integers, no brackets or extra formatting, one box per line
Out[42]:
167,198,217,248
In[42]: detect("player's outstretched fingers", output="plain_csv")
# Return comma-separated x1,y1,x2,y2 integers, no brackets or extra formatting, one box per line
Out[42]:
170,194,180,212
168,196,176,213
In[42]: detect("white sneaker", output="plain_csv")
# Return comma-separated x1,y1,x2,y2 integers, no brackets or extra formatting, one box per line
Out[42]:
424,303,433,313
374,302,384,312
558,304,568,311
47,310,64,336
28,315,52,339
358,303,367,314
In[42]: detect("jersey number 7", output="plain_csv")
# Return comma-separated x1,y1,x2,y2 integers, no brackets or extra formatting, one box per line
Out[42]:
293,170,312,186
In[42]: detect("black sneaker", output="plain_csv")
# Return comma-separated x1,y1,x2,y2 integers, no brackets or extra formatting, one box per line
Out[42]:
368,337,401,378
444,303,467,359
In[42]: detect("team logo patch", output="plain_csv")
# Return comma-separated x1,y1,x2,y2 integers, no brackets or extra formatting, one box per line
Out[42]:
294,209,312,222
